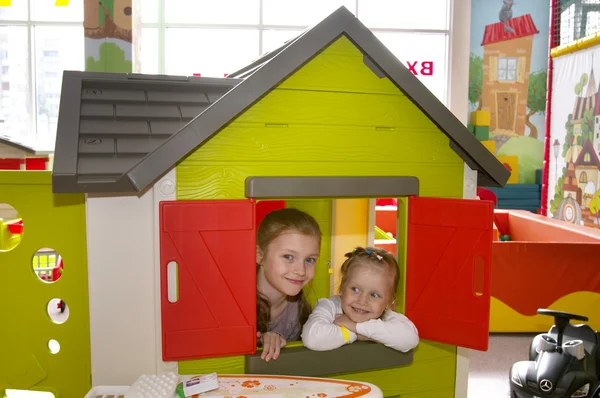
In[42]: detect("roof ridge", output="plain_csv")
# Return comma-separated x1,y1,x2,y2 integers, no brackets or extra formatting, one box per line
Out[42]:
53,6,509,193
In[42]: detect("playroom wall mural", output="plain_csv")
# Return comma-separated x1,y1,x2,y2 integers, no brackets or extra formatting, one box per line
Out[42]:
547,44,600,228
469,0,549,184
84,0,133,73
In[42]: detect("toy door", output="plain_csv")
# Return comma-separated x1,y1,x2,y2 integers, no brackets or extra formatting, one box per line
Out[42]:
404,196,493,351
159,199,256,361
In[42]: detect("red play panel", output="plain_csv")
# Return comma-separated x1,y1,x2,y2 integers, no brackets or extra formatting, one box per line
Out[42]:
405,196,493,351
159,199,256,360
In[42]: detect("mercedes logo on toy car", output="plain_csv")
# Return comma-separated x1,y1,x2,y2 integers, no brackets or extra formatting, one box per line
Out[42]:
539,379,552,392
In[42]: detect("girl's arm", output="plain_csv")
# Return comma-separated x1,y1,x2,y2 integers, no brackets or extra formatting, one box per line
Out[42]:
301,298,357,351
355,310,419,352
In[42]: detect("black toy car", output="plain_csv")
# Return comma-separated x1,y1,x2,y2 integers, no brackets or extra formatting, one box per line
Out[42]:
509,309,600,398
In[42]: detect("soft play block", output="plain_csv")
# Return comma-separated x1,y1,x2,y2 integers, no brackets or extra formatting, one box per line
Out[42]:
470,110,491,126
490,210,600,332
497,155,519,184
481,139,495,153
488,184,541,199
473,125,490,141
467,124,475,133
535,169,542,185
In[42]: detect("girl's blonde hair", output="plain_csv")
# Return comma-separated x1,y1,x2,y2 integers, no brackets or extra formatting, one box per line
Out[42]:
339,246,400,303
256,207,322,336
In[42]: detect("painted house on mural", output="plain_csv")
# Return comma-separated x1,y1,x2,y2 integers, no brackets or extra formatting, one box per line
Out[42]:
481,14,539,135
593,74,600,155
574,140,600,208
1,7,510,398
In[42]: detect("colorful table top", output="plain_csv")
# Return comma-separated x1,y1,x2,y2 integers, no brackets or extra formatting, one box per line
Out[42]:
185,374,383,398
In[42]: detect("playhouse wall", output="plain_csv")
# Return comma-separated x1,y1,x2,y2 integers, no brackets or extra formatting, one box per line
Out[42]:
173,35,465,396
175,36,466,203
0,171,90,398
85,171,180,386
82,1,475,392
86,192,160,385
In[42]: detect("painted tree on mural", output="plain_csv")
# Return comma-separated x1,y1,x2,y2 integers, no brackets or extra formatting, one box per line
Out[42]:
581,108,595,140
85,0,132,42
468,53,484,110
589,190,600,225
562,114,574,157
550,171,566,214
574,73,589,96
525,71,547,139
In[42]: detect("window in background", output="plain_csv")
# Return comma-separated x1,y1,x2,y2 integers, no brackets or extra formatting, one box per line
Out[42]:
141,28,159,74
261,0,355,26
166,0,260,24
0,26,29,142
142,0,451,104
375,32,449,103
34,26,84,147
261,29,303,55
358,0,449,30
165,28,259,76
0,0,84,148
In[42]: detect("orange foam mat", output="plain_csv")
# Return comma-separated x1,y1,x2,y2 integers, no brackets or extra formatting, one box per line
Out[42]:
490,210,600,332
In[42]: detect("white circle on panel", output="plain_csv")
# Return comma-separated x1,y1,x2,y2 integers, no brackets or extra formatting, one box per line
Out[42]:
47,298,69,324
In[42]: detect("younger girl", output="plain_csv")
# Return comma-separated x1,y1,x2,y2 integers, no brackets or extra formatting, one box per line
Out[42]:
256,207,322,362
301,247,419,352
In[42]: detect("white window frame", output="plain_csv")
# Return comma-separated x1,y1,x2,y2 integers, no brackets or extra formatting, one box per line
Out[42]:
0,2,83,145
141,0,451,103
0,0,451,145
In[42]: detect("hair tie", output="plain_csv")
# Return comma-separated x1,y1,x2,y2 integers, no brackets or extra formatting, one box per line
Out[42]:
365,249,372,255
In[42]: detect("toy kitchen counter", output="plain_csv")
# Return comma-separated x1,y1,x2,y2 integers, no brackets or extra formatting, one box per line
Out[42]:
84,373,383,398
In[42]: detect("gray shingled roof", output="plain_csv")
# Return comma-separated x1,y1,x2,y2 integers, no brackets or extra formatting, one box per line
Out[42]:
52,72,241,193
52,6,509,194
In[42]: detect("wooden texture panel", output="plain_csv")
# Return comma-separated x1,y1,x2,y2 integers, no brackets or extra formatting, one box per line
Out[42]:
278,36,401,95
192,123,456,164
400,387,455,398
177,162,464,200
329,340,456,397
176,32,464,381
234,90,437,129
178,355,245,375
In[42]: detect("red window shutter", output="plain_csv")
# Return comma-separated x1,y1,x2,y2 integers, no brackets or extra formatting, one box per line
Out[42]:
160,199,256,361
405,196,493,351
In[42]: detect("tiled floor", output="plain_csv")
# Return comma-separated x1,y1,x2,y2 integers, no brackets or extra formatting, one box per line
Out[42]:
467,334,537,398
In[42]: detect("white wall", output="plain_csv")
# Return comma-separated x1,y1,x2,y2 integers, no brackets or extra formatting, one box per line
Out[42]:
87,170,176,385
447,0,474,396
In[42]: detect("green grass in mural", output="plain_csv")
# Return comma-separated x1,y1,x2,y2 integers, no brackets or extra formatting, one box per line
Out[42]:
496,136,544,184
86,42,132,73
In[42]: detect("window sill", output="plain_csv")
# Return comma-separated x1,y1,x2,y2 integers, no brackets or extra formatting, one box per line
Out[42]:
246,341,414,377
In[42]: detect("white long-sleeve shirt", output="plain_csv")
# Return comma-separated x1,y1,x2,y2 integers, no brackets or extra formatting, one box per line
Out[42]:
301,295,419,352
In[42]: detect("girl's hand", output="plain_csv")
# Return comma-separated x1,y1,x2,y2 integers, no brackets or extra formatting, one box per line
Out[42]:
260,332,286,362
357,334,372,341
334,314,357,333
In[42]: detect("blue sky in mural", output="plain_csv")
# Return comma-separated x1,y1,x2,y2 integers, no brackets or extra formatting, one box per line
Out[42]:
470,0,550,73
